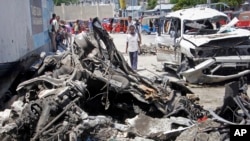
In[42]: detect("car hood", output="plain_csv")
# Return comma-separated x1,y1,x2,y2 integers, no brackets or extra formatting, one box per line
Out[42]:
182,28,250,47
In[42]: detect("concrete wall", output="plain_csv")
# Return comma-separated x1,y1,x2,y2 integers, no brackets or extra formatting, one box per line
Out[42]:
54,4,115,21
0,0,53,97
0,0,53,63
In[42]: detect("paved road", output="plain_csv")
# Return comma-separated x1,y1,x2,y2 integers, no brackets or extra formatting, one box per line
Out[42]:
110,33,158,53
110,33,175,71
109,33,250,111
110,33,165,77
110,33,174,53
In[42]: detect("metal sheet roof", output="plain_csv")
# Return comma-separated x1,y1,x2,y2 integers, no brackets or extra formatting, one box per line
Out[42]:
154,4,175,10
126,6,142,11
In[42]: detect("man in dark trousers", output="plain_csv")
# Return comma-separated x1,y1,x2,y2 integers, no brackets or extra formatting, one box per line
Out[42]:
154,18,161,36
126,25,141,70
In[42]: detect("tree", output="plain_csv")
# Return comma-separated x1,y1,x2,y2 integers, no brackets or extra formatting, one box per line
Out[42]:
53,0,79,6
170,0,245,11
219,0,244,9
171,0,204,11
170,0,178,3
147,0,157,10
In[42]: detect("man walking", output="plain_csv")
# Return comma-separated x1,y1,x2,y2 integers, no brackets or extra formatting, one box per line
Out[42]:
126,16,141,44
126,25,141,70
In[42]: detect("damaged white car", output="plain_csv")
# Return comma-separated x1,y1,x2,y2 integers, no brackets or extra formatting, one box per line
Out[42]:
157,7,250,84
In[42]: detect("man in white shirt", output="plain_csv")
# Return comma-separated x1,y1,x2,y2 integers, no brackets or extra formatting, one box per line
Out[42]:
126,16,141,44
126,25,141,70
52,16,59,33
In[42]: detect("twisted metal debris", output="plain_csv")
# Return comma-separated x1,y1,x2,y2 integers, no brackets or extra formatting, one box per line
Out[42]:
0,18,249,141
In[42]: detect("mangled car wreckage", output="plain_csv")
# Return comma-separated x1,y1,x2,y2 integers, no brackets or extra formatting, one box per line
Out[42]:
0,17,250,141
158,7,250,84
0,18,208,141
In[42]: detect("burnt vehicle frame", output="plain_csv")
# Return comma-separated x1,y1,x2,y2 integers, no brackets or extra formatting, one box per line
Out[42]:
158,7,250,84
0,18,207,141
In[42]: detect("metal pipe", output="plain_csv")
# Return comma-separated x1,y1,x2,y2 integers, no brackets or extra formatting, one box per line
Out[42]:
97,0,99,17
131,0,133,18
207,0,211,6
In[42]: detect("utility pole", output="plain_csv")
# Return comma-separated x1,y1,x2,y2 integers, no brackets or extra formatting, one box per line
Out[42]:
207,0,211,8
131,0,133,18
159,0,161,16
159,0,162,36
97,0,99,17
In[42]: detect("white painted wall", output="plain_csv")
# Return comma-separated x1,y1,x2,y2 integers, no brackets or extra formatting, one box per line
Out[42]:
0,0,32,63
0,0,53,63
54,4,115,21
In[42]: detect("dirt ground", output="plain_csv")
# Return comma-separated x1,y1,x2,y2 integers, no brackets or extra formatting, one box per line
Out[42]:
110,33,250,111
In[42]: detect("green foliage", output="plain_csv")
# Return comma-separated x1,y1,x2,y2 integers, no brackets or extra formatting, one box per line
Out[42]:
219,0,244,7
172,0,197,11
211,0,219,3
170,0,178,3
53,0,79,6
147,0,158,9
170,0,245,11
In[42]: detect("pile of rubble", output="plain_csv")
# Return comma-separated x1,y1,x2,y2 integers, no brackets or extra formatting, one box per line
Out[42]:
0,18,249,141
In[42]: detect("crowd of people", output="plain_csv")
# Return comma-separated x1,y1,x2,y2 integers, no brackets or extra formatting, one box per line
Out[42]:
48,13,93,52
49,13,142,71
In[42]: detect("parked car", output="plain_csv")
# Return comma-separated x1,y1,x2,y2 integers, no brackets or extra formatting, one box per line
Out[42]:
102,17,128,33
102,18,115,32
140,16,160,35
236,11,250,30
67,19,89,34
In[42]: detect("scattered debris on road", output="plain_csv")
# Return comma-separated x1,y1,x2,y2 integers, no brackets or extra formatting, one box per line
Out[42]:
0,17,249,141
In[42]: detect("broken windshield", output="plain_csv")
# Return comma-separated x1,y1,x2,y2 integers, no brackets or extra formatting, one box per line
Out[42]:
183,16,229,35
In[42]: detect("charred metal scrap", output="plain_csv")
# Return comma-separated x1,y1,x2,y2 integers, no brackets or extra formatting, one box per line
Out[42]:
213,77,250,125
176,77,250,141
0,17,246,141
